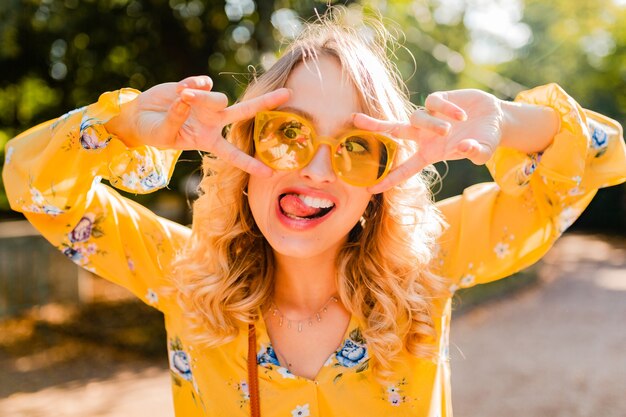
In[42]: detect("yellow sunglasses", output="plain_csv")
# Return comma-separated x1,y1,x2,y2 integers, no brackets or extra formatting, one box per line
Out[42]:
253,111,397,187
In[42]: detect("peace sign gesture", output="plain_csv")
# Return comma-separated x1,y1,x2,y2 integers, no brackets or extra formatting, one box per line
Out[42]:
106,75,291,178
353,89,505,194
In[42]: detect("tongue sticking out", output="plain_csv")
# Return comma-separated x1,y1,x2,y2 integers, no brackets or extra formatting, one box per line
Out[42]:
280,194,322,218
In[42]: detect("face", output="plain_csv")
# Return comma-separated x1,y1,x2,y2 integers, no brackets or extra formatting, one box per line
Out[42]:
247,55,373,260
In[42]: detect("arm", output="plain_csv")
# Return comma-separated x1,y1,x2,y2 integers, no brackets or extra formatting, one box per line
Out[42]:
3,77,292,310
434,84,626,288
2,89,190,312
499,99,560,154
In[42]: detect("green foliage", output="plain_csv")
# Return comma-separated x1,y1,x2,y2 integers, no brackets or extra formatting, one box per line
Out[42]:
0,0,624,230
500,0,626,121
498,0,626,231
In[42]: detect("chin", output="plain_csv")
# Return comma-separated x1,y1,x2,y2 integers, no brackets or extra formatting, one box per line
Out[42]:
263,231,349,260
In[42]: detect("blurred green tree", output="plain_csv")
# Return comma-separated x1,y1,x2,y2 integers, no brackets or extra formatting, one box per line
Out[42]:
496,0,626,231
0,0,349,219
1,0,624,232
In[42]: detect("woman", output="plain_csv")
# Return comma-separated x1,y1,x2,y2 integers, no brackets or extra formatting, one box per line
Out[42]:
3,10,626,417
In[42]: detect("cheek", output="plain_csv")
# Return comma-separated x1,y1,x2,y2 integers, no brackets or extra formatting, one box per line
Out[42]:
247,175,279,237
349,190,374,219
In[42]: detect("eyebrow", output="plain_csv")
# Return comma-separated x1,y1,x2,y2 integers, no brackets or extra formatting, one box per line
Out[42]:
277,106,354,131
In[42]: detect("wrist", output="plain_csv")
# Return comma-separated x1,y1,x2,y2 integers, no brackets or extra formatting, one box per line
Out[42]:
104,90,142,148
499,99,559,154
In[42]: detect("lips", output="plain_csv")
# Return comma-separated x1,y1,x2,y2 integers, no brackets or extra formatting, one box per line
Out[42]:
279,193,335,219
275,188,337,228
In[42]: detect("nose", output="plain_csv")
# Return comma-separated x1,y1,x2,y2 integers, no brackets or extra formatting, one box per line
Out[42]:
299,142,337,184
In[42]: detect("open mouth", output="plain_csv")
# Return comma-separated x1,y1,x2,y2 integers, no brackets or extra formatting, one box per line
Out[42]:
278,193,335,220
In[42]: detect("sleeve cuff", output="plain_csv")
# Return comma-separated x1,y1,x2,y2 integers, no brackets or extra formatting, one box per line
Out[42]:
486,83,590,196
80,88,182,194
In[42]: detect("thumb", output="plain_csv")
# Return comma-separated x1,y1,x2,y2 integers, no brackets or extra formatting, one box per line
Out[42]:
456,139,493,165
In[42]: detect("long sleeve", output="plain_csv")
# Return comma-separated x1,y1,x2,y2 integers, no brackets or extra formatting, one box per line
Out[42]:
433,83,626,290
2,89,191,312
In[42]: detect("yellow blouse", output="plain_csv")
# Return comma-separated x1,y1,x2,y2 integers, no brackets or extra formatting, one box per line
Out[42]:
3,84,625,417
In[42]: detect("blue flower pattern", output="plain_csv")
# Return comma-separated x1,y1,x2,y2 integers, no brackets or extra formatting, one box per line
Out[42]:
336,337,368,368
257,326,369,377
591,124,609,157
63,247,83,262
591,126,608,148
170,350,193,381
516,152,543,187
169,337,193,382
79,115,111,150
140,170,167,190
257,345,280,367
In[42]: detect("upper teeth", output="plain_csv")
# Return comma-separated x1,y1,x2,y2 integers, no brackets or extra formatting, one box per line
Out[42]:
297,194,334,209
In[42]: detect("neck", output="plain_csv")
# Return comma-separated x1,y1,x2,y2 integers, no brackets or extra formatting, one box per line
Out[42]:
271,246,342,316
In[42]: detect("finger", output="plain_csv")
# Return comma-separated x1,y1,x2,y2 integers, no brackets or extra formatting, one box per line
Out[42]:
455,139,493,165
352,113,421,139
161,98,191,140
425,92,467,121
176,75,213,93
367,152,431,194
352,112,398,132
203,135,274,177
180,89,229,111
409,109,451,135
221,88,291,124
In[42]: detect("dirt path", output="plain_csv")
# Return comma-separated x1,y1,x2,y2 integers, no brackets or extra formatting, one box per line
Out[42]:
0,364,172,417
450,233,626,417
1,233,624,416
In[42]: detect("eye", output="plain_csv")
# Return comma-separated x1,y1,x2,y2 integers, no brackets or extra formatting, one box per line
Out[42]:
343,137,370,154
279,121,305,140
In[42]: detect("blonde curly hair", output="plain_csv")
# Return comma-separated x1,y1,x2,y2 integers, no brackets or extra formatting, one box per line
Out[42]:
171,7,449,381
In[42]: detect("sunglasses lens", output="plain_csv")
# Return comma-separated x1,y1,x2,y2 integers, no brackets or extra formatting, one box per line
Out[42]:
334,134,390,186
256,114,314,170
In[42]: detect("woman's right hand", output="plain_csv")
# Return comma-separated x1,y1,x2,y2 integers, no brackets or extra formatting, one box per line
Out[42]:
105,75,290,177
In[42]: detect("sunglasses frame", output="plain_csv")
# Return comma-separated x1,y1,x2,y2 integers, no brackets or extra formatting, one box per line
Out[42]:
253,110,398,187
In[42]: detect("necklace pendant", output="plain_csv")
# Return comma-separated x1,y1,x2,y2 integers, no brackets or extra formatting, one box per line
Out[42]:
269,293,338,332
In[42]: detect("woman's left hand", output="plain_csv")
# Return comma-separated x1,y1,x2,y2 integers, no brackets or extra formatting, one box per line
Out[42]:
353,89,505,194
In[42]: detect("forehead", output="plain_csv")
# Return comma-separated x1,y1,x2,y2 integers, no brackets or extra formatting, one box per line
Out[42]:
280,55,361,132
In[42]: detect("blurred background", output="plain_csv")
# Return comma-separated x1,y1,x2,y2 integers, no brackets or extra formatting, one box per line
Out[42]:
0,0,625,416
1,0,626,227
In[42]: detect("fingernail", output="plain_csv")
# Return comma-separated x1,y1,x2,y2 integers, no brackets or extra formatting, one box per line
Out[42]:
457,111,467,121
439,122,451,134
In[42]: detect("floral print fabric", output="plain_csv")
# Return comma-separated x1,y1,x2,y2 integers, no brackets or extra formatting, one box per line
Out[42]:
2,84,625,417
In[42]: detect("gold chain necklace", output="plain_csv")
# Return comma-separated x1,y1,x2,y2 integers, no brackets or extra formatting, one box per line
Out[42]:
269,295,339,332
